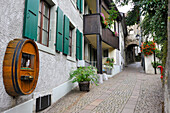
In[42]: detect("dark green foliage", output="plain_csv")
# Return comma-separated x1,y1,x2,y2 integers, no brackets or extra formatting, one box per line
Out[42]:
125,6,140,26
69,66,99,86
151,61,162,68
107,3,118,27
155,49,163,60
105,58,115,67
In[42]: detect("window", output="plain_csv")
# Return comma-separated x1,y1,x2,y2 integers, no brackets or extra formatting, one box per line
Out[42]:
103,49,108,57
69,26,74,56
37,0,50,46
21,53,34,70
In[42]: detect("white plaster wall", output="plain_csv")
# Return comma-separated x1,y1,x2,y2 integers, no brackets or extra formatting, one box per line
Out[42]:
144,55,155,74
58,0,83,32
144,54,161,74
0,0,26,112
107,65,121,78
0,0,83,112
119,23,125,69
108,48,114,58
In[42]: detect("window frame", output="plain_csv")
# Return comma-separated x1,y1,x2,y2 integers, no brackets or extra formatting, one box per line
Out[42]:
38,0,51,47
69,26,74,56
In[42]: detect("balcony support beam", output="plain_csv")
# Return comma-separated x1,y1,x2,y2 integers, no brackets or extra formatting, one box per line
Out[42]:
96,0,101,13
97,35,103,74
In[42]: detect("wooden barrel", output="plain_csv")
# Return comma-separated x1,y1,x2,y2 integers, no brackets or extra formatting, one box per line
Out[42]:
3,39,39,96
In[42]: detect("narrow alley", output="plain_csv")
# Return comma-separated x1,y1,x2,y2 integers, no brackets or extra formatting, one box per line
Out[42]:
43,62,163,113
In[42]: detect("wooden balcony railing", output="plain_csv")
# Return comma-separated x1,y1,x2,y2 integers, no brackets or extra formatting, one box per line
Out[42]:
102,28,119,49
83,14,101,35
83,14,119,49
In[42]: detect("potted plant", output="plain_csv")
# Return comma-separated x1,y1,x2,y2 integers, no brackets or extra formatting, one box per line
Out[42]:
113,31,118,37
104,58,114,74
69,66,99,92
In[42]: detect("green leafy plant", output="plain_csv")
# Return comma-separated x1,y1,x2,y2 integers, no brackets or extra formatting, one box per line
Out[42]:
69,66,99,85
105,58,115,67
107,3,118,27
151,61,162,68
155,48,163,60
100,3,118,28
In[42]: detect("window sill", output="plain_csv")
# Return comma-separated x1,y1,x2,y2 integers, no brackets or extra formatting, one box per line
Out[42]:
67,56,76,62
80,14,83,20
70,0,77,10
36,42,55,55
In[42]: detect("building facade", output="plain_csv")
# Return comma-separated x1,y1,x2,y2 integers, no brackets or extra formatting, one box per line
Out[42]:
0,0,127,112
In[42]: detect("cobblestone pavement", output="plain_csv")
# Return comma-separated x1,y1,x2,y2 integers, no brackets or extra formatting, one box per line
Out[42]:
43,62,163,113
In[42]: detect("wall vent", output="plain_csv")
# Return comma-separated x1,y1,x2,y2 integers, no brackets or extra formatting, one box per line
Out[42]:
36,94,51,112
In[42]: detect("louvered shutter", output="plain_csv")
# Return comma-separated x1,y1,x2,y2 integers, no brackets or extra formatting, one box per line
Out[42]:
79,32,83,60
76,29,80,59
80,0,83,13
56,7,64,52
23,0,39,40
63,15,70,55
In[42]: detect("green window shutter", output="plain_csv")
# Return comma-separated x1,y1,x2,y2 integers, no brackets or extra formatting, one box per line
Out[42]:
63,15,70,55
23,0,39,40
80,0,83,13
79,32,83,60
56,7,64,52
76,29,80,59
77,0,80,10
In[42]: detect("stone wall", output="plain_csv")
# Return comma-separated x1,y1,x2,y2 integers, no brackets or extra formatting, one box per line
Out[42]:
0,0,83,112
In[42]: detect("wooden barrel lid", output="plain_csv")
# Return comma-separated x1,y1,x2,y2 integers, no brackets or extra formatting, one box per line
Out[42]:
3,39,39,96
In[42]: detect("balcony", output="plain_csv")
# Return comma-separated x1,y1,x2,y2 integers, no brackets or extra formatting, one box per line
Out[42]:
83,14,119,50
83,14,101,35
102,28,119,49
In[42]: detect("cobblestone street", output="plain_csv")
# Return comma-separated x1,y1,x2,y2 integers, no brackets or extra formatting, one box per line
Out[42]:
43,62,163,113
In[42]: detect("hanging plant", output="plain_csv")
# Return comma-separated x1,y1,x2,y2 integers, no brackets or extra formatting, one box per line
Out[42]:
113,31,118,37
141,41,156,56
100,4,118,29
100,13,108,28
107,3,118,27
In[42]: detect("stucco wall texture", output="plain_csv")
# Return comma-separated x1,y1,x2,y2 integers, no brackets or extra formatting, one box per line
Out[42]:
0,0,82,112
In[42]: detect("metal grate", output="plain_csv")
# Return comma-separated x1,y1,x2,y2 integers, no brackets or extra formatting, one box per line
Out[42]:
36,94,51,112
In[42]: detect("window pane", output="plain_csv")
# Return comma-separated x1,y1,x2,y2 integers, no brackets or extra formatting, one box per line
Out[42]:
44,2,49,17
42,30,48,46
37,27,40,43
43,16,49,31
69,30,72,37
69,38,72,56
38,12,41,27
